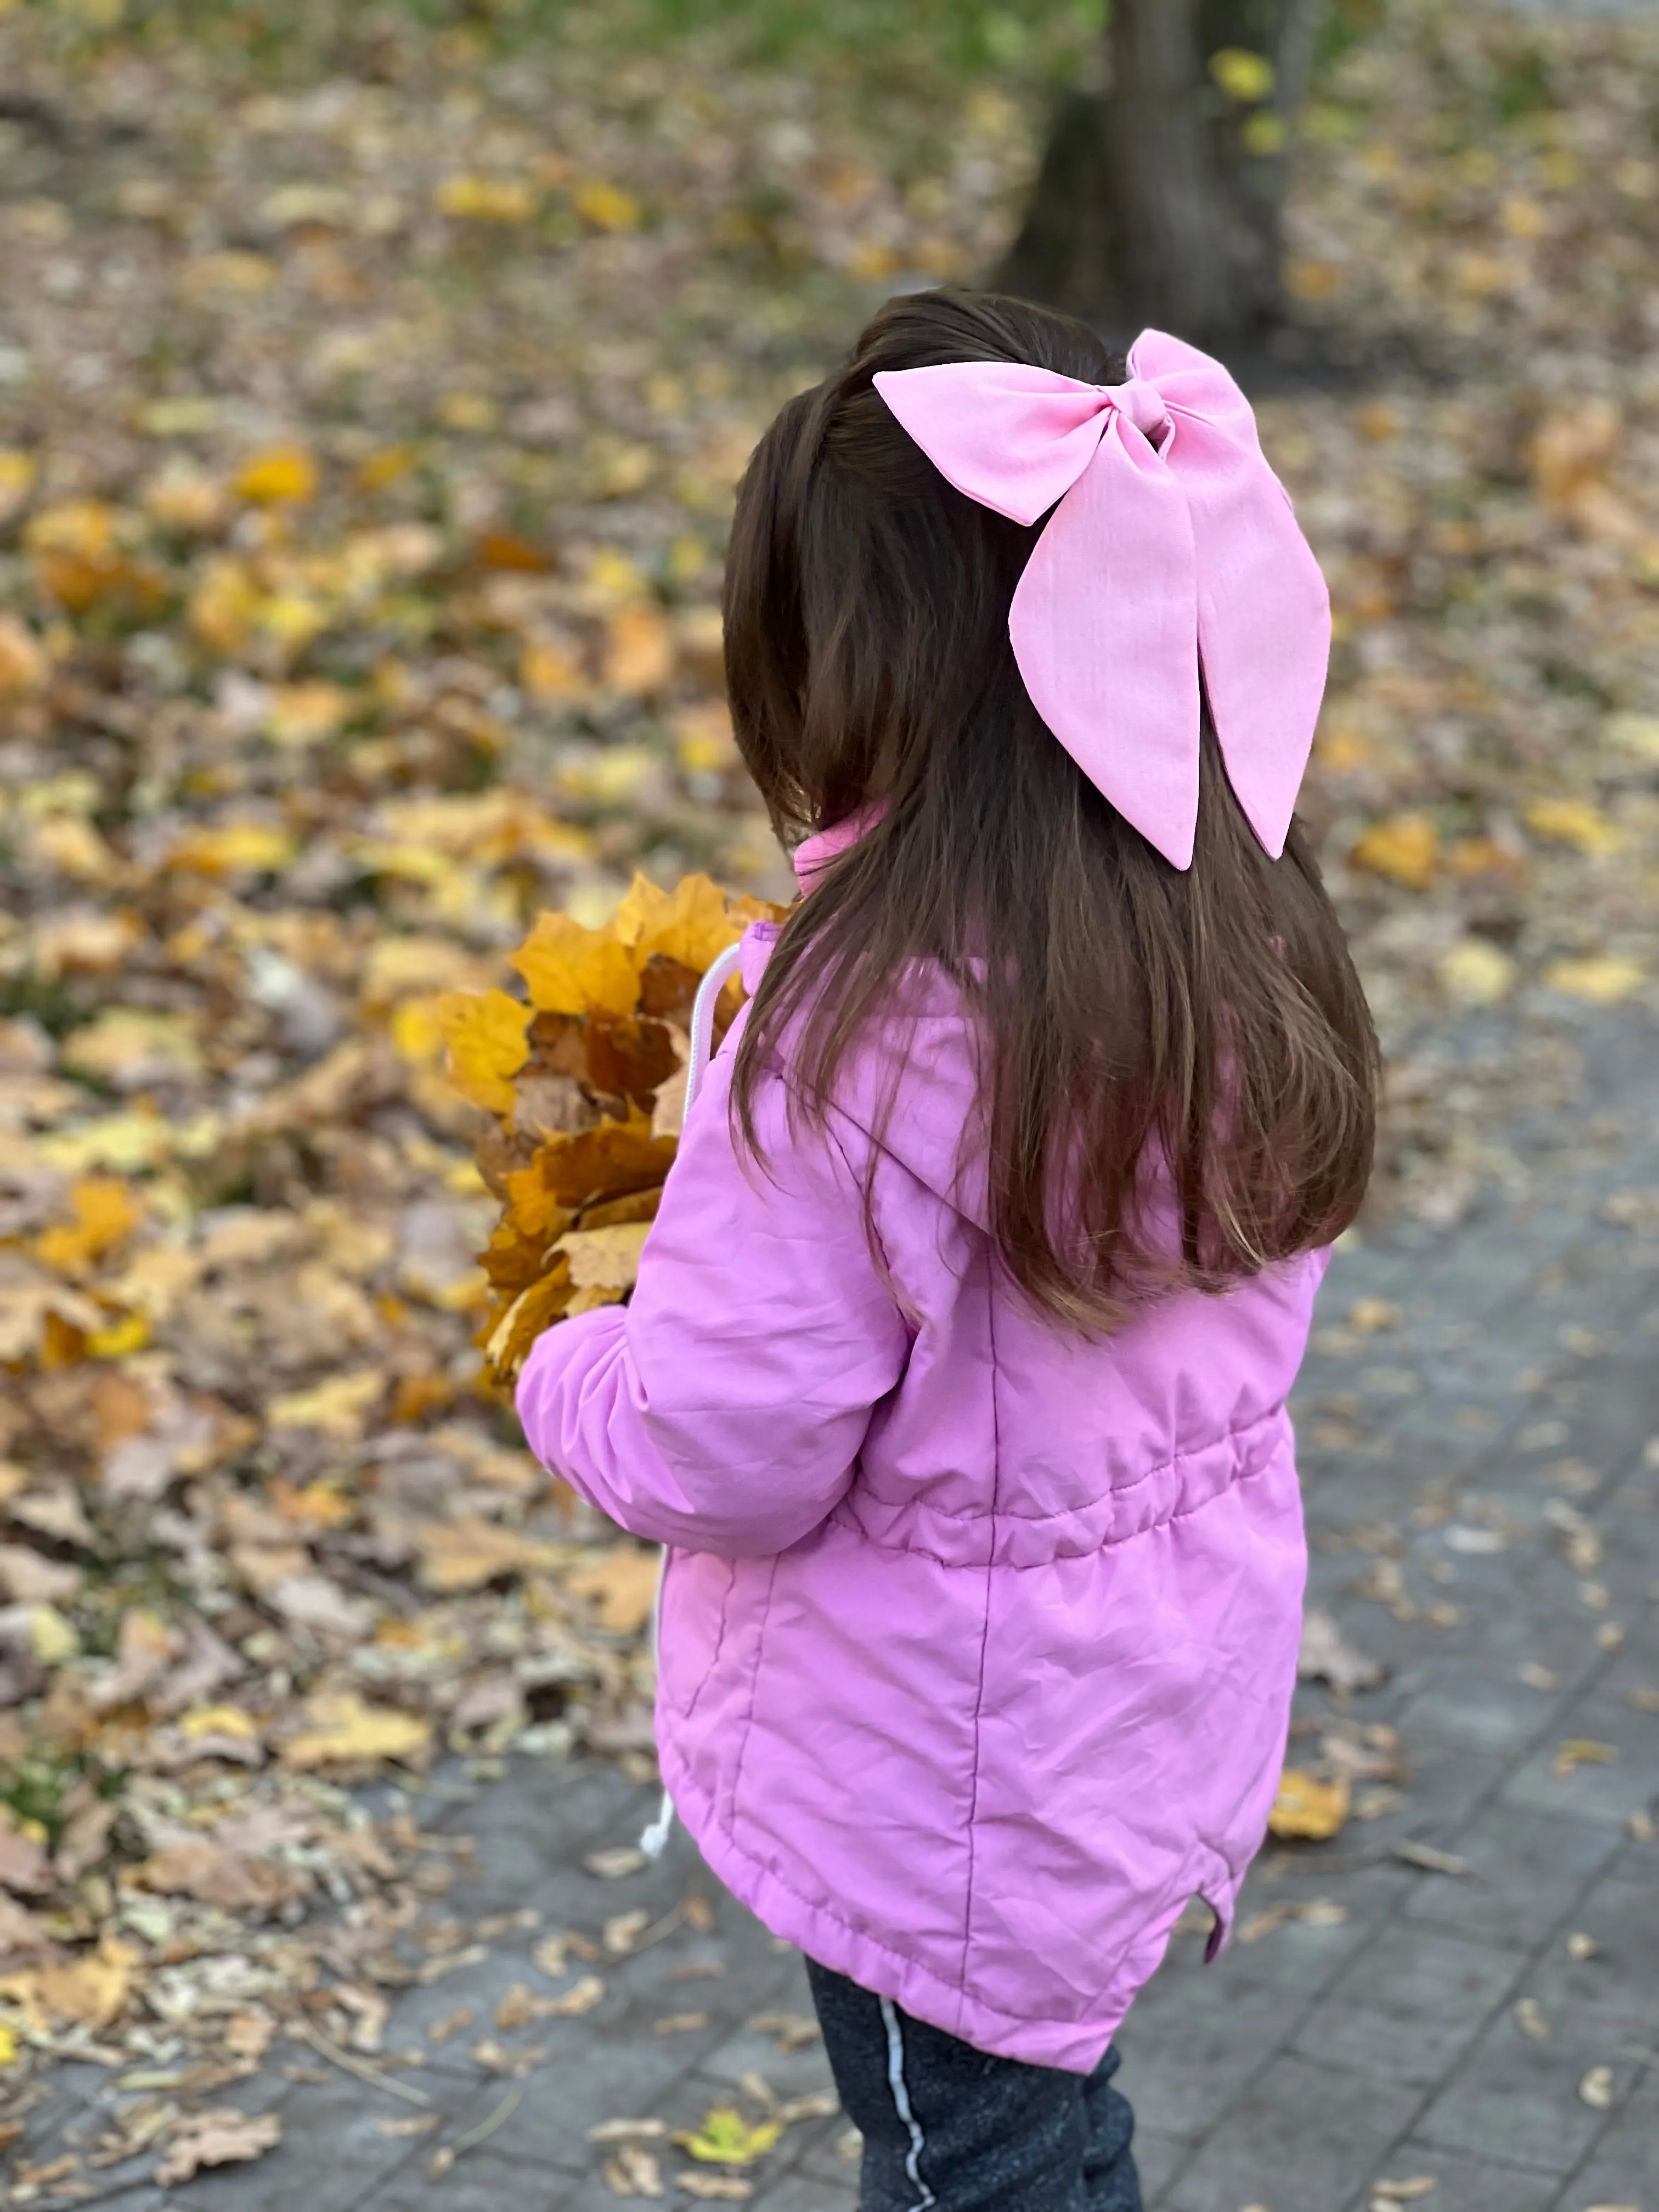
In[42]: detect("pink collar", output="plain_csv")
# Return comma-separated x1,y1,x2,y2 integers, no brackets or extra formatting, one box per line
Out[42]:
792,802,888,893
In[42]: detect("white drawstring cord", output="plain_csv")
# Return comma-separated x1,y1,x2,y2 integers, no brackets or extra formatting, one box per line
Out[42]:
638,941,748,1862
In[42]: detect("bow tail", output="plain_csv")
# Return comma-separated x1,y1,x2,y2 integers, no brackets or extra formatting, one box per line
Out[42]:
1008,420,1203,870
1173,412,1332,860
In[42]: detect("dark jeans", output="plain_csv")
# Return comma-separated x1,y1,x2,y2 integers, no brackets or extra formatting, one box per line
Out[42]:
805,1959,1143,2212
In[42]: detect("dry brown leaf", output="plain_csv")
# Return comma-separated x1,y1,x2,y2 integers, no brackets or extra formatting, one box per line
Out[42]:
0,1821,53,1897
135,1840,297,1914
544,1973,606,2017
0,1893,63,1970
1297,1610,1385,1695
555,1222,652,1292
2,1936,140,2030
155,2109,283,2187
415,1516,558,1595
567,1545,662,1634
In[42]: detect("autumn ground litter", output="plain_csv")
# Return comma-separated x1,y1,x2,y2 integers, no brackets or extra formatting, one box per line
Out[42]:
2,0,1659,2191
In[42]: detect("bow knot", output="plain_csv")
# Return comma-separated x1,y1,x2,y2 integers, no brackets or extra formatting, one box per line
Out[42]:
871,330,1330,871
1103,376,1170,445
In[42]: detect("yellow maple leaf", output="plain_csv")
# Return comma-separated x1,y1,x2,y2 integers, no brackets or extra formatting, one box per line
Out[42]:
167,822,297,876
1267,1768,1350,1841
178,1703,260,1741
435,173,540,222
612,872,743,974
280,1693,433,1770
59,1008,203,1086
266,1369,384,1437
27,1604,80,1665
574,178,642,232
603,601,675,693
234,445,318,504
1351,814,1438,890
483,1263,576,1383
86,1312,150,1360
510,913,641,1019
34,1177,143,1276
264,680,352,747
435,988,531,1114
24,499,118,559
520,636,586,698
672,702,740,776
0,444,38,511
1437,940,1515,1009
674,2107,783,2166
1543,956,1644,1006
188,554,261,653
1523,797,1623,856
0,613,46,694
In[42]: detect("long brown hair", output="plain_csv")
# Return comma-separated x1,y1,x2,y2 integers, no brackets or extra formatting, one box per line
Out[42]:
724,289,1376,1330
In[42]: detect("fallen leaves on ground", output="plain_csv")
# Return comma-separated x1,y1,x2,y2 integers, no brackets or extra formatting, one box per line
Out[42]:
1235,1898,1351,1945
1,0,1657,2140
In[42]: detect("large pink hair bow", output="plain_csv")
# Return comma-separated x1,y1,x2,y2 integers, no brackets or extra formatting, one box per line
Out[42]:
872,329,1329,871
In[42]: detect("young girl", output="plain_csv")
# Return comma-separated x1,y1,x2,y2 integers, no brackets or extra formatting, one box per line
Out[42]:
517,289,1377,2211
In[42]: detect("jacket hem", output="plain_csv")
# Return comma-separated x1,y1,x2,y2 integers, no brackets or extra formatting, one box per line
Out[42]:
659,1739,1128,2075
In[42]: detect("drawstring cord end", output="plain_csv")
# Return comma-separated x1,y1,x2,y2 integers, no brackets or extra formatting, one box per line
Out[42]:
639,1787,676,1860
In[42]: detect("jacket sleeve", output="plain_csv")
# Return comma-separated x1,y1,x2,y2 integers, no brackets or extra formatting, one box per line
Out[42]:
514,1042,911,1556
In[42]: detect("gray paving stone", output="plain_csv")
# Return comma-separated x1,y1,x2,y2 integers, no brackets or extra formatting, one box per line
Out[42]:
1402,1805,1624,1945
1553,2069,1659,2211
792,2119,865,2188
170,2073,432,2212
1159,2053,1421,2212
1116,1973,1303,2139
1126,2125,1189,2203
1288,1922,1527,2088
750,2174,860,2211
1511,1867,1659,2028
1391,1655,1591,1765
1499,1686,1659,1828
1350,2141,1560,2212
1413,2002,1646,2175
1215,1865,1418,1997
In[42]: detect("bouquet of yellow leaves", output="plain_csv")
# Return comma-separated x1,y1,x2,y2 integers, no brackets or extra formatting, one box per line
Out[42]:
437,873,786,1386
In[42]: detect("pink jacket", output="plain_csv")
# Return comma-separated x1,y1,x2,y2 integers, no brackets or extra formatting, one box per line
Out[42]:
517,922,1323,2073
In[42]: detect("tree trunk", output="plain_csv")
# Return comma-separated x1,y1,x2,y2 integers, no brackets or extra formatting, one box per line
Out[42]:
996,0,1325,350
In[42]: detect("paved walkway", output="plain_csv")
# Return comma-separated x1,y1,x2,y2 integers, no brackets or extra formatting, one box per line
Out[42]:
10,999,1659,2210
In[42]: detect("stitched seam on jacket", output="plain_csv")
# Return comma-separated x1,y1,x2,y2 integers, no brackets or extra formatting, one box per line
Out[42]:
847,1406,1285,1530
956,1257,997,2024
726,1556,779,1829
833,1439,1288,1568
678,1556,737,1725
